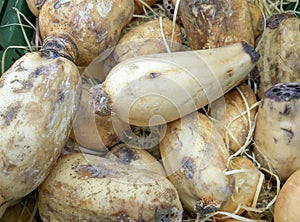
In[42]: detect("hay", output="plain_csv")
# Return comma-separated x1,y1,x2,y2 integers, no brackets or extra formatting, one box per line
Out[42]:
159,16,171,53
250,0,300,17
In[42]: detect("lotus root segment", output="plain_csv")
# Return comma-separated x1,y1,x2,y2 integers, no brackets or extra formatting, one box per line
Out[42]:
254,82,300,181
39,0,134,66
0,51,81,209
38,153,183,221
253,13,300,98
160,112,233,216
174,0,255,49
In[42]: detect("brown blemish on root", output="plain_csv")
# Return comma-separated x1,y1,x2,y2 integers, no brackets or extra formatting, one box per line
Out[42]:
89,84,112,116
57,91,66,104
225,69,233,78
31,66,47,78
13,61,27,72
280,128,294,144
112,146,139,164
195,198,222,218
266,13,294,29
75,164,116,179
0,104,20,126
161,188,178,204
279,104,291,115
11,80,33,93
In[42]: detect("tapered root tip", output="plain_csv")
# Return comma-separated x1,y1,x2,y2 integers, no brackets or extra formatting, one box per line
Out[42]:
241,41,260,63
89,84,112,116
264,82,300,102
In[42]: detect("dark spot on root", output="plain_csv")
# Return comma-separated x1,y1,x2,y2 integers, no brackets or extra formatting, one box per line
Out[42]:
279,104,291,115
280,128,294,144
31,66,47,78
13,61,27,72
264,82,300,102
57,91,66,104
181,157,195,180
75,164,115,179
225,69,233,78
241,41,260,63
0,104,20,126
273,137,279,144
112,146,138,164
266,13,293,29
10,80,33,93
149,72,160,78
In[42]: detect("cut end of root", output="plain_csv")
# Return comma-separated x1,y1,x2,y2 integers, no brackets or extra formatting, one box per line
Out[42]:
241,41,260,63
89,84,112,116
264,82,300,102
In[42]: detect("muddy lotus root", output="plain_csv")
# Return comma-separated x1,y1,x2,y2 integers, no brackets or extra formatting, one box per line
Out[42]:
39,0,134,66
160,112,233,216
254,82,300,181
0,51,81,215
38,153,183,221
253,13,300,98
174,0,255,49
